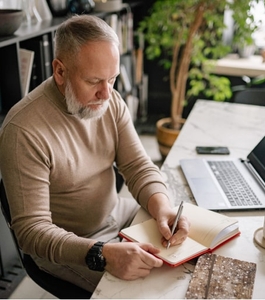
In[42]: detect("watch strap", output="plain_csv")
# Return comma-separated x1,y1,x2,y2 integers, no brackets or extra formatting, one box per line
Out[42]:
85,241,106,272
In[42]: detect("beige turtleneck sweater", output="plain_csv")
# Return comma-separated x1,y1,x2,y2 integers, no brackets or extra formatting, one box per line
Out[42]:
0,77,169,268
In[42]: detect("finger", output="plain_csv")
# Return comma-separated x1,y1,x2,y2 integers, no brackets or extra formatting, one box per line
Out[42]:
139,243,163,268
158,214,188,241
139,242,160,254
168,215,190,245
178,215,191,232
157,217,173,241
141,254,163,268
160,215,190,247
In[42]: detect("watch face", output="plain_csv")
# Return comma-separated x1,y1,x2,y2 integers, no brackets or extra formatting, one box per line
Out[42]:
85,242,106,272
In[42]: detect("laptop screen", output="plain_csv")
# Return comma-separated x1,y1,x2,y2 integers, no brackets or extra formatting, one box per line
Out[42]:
247,136,265,182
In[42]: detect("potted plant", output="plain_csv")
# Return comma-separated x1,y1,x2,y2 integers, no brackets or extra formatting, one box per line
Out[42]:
138,0,260,158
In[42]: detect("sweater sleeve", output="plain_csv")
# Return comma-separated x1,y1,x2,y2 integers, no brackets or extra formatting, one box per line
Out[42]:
0,123,93,267
112,91,169,211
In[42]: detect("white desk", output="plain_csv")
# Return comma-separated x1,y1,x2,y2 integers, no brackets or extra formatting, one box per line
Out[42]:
92,100,265,299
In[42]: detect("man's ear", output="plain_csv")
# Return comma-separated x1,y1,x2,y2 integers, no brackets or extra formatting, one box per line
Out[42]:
52,58,66,86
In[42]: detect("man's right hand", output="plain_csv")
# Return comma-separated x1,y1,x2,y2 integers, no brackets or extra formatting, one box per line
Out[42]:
102,242,163,280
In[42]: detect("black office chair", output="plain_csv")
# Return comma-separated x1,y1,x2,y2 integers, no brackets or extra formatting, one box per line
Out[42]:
0,180,92,299
114,165,124,193
233,88,265,106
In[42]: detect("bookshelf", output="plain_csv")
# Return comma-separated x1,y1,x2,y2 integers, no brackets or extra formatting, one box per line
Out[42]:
0,17,64,114
0,2,144,120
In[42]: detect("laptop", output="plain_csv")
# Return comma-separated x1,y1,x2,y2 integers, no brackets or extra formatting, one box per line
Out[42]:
179,136,265,211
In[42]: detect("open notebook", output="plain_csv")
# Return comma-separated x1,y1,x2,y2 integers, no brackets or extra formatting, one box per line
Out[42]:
119,203,239,267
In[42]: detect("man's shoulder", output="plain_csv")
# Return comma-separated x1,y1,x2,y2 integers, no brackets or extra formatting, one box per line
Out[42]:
1,78,58,130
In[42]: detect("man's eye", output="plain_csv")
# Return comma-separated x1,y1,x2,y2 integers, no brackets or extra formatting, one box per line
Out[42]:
87,78,116,86
88,81,99,85
109,77,116,84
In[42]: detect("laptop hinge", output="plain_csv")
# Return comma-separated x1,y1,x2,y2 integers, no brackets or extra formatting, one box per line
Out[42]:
243,160,265,191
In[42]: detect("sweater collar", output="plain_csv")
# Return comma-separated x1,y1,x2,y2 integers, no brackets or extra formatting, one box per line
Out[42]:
44,77,69,114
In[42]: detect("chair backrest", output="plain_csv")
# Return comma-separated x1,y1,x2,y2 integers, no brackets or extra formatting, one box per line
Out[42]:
233,88,265,106
114,165,124,193
0,181,24,264
0,181,92,299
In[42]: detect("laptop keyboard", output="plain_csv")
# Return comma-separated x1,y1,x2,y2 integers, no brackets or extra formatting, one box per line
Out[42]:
207,161,262,206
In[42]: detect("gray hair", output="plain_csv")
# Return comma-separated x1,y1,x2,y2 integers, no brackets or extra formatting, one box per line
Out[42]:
54,14,120,61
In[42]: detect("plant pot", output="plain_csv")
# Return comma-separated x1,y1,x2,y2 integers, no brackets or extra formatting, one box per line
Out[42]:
238,44,256,58
156,117,185,159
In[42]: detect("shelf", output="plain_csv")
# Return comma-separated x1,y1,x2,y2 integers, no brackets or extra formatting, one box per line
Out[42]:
206,54,265,77
0,2,144,115
0,5,136,48
0,18,62,47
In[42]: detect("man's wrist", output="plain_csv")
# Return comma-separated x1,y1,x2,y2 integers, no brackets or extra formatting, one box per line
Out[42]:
147,193,171,218
85,241,106,272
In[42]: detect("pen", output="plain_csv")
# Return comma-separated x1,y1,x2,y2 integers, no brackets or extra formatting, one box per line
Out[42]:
167,201,184,249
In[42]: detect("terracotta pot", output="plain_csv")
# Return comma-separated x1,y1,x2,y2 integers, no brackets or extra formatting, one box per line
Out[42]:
156,117,185,159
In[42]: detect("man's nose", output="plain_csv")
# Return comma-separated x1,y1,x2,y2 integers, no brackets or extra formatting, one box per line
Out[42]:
96,81,111,99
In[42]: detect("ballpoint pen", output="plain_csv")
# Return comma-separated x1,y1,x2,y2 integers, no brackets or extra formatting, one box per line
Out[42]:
167,201,184,249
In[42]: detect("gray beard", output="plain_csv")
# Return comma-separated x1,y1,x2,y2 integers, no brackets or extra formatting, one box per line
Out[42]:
65,80,109,120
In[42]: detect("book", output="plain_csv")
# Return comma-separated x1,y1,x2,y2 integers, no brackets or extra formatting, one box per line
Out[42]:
185,253,256,299
19,49,35,97
120,54,134,88
106,14,118,33
126,95,139,122
120,64,132,92
21,37,46,89
40,34,52,79
134,32,144,84
30,61,38,91
119,202,240,267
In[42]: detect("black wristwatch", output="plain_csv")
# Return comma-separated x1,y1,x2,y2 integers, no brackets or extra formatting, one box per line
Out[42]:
85,241,106,272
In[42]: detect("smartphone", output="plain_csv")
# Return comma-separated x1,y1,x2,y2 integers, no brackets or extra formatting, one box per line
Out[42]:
196,146,230,155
